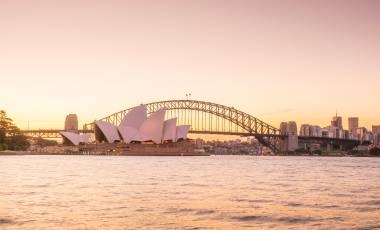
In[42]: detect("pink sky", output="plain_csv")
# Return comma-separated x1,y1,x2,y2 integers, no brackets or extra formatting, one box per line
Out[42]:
0,0,379,130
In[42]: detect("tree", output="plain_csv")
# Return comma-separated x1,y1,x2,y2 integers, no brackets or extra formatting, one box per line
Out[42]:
0,110,30,151
6,135,30,151
35,138,58,147
0,110,12,143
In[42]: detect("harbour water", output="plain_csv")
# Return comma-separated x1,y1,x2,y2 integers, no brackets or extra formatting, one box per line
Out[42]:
0,155,379,229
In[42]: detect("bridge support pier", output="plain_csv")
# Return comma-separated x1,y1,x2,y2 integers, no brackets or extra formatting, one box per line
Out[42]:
280,121,299,152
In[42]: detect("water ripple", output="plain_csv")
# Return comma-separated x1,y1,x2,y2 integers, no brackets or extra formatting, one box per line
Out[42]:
0,218,14,225
0,155,379,229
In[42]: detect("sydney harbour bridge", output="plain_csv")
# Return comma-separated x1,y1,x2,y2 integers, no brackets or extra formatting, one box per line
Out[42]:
20,99,361,152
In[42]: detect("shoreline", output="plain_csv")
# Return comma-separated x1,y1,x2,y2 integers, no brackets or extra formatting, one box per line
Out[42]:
0,151,210,156
1,151,378,157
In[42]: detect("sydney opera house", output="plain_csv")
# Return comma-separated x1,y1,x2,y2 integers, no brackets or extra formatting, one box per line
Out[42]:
60,105,190,146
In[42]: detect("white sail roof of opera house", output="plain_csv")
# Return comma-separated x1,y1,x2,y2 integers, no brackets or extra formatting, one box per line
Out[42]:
139,108,166,144
117,126,140,144
118,105,148,143
163,118,177,142
176,125,191,140
95,120,120,143
119,105,147,129
97,106,191,144
60,131,91,146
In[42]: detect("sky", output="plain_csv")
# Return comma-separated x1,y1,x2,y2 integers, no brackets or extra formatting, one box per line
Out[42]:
0,0,379,130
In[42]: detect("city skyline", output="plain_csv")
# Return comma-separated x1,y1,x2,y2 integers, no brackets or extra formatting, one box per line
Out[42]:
1,0,379,130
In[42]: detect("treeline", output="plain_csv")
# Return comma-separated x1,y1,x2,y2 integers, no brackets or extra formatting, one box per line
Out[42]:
0,110,30,151
370,147,380,156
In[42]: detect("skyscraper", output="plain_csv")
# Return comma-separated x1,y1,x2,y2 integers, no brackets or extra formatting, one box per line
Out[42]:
64,114,78,133
348,117,359,133
331,113,343,129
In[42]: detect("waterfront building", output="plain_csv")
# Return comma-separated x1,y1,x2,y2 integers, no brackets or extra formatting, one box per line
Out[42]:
372,125,380,134
300,124,322,137
301,119,353,140
64,114,78,133
348,117,359,133
372,125,380,145
163,118,177,142
60,131,91,146
356,127,369,142
324,125,344,139
375,133,380,146
138,108,166,144
117,105,147,144
321,128,330,138
61,106,191,146
176,125,191,141
95,120,121,143
310,126,321,137
300,124,311,136
94,105,190,145
120,105,147,128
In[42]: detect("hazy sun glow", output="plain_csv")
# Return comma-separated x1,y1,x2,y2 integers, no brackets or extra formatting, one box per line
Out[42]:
1,0,379,130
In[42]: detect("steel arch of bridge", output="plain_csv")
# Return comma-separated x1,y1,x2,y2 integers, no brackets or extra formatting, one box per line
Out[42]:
84,100,280,135
83,100,282,151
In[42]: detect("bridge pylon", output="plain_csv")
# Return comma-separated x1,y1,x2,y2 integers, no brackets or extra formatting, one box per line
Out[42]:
279,121,299,152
